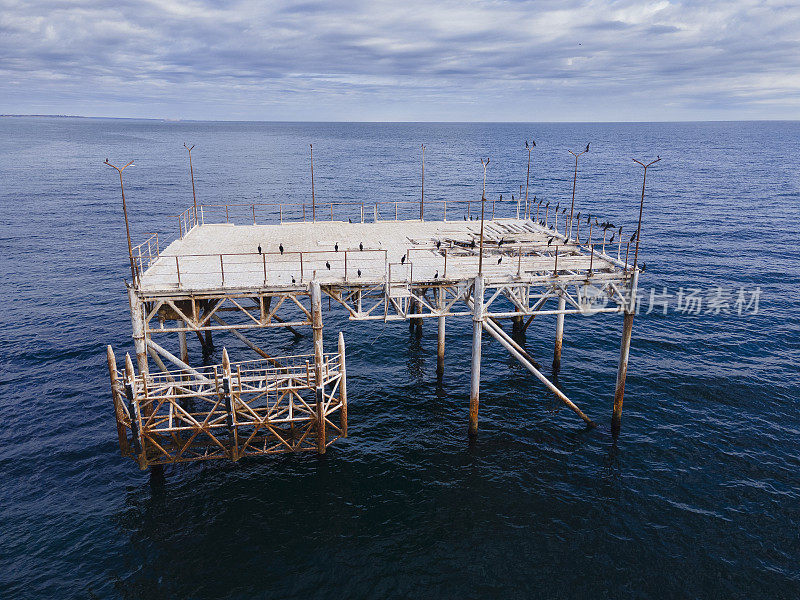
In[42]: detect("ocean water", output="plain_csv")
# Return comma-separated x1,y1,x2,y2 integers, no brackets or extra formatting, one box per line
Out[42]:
1,118,799,599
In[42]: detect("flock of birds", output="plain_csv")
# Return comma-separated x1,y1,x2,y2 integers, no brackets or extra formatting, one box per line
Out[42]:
251,199,645,285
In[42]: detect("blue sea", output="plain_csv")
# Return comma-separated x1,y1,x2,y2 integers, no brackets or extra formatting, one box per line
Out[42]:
1,118,799,599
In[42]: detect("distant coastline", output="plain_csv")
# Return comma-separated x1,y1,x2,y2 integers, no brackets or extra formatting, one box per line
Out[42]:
1,114,169,120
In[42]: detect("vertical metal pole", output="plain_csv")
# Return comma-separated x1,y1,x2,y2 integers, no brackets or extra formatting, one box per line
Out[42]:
338,331,348,437
437,287,445,380
420,144,425,221
128,287,149,378
310,280,326,453
632,157,661,270
553,295,566,373
107,345,131,455
568,144,589,236
468,275,484,438
479,158,489,275
310,144,316,222
124,353,146,469
570,154,578,232
104,160,138,286
613,312,635,437
184,144,197,226
525,141,532,219
205,329,213,352
178,330,188,364
221,348,238,460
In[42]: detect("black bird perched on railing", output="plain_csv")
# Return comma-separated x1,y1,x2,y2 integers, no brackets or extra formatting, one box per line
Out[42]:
279,243,284,255
435,240,441,249
325,261,331,270
547,236,554,246
618,225,623,236
359,242,363,251
498,238,504,246
609,233,615,243
335,242,339,252
585,143,590,153
258,244,262,254
630,230,638,242
497,256,503,264
640,262,647,272
401,255,406,264
291,276,296,284
463,215,467,220
357,269,361,277
434,271,439,279
470,238,476,249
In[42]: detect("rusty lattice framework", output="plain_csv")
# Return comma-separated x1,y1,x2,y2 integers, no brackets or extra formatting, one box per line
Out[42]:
108,343,347,470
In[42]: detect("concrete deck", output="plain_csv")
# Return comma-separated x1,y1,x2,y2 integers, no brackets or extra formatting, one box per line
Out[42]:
138,218,627,293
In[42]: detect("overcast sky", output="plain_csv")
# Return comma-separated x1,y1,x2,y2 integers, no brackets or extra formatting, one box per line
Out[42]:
2,0,799,121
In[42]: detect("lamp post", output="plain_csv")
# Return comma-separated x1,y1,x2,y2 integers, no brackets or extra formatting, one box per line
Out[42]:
631,156,661,270
420,144,425,221
310,144,316,222
525,140,535,219
567,143,590,237
478,158,489,275
183,143,197,226
104,159,137,285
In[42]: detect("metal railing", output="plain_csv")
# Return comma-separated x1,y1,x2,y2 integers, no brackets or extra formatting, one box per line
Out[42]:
131,197,636,284
132,233,160,274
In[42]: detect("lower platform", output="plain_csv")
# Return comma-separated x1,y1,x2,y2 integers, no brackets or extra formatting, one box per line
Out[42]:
108,344,348,470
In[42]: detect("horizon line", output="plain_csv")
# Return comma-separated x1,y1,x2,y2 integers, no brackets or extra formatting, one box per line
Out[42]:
2,114,799,125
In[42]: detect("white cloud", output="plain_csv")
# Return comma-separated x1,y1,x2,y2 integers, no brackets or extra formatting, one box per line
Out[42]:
0,0,798,120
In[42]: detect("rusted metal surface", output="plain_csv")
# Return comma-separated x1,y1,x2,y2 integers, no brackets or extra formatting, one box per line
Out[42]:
109,348,346,467
468,275,484,438
553,295,566,374
106,345,131,456
311,280,326,454
612,311,635,437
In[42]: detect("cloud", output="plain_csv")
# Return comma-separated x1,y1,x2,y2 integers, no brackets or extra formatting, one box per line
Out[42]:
0,0,798,120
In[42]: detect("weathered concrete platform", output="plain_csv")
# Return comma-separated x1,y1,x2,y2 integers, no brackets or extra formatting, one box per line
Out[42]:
138,218,628,293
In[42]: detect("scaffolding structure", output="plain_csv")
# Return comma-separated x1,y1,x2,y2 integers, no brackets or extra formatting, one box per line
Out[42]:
106,167,646,470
